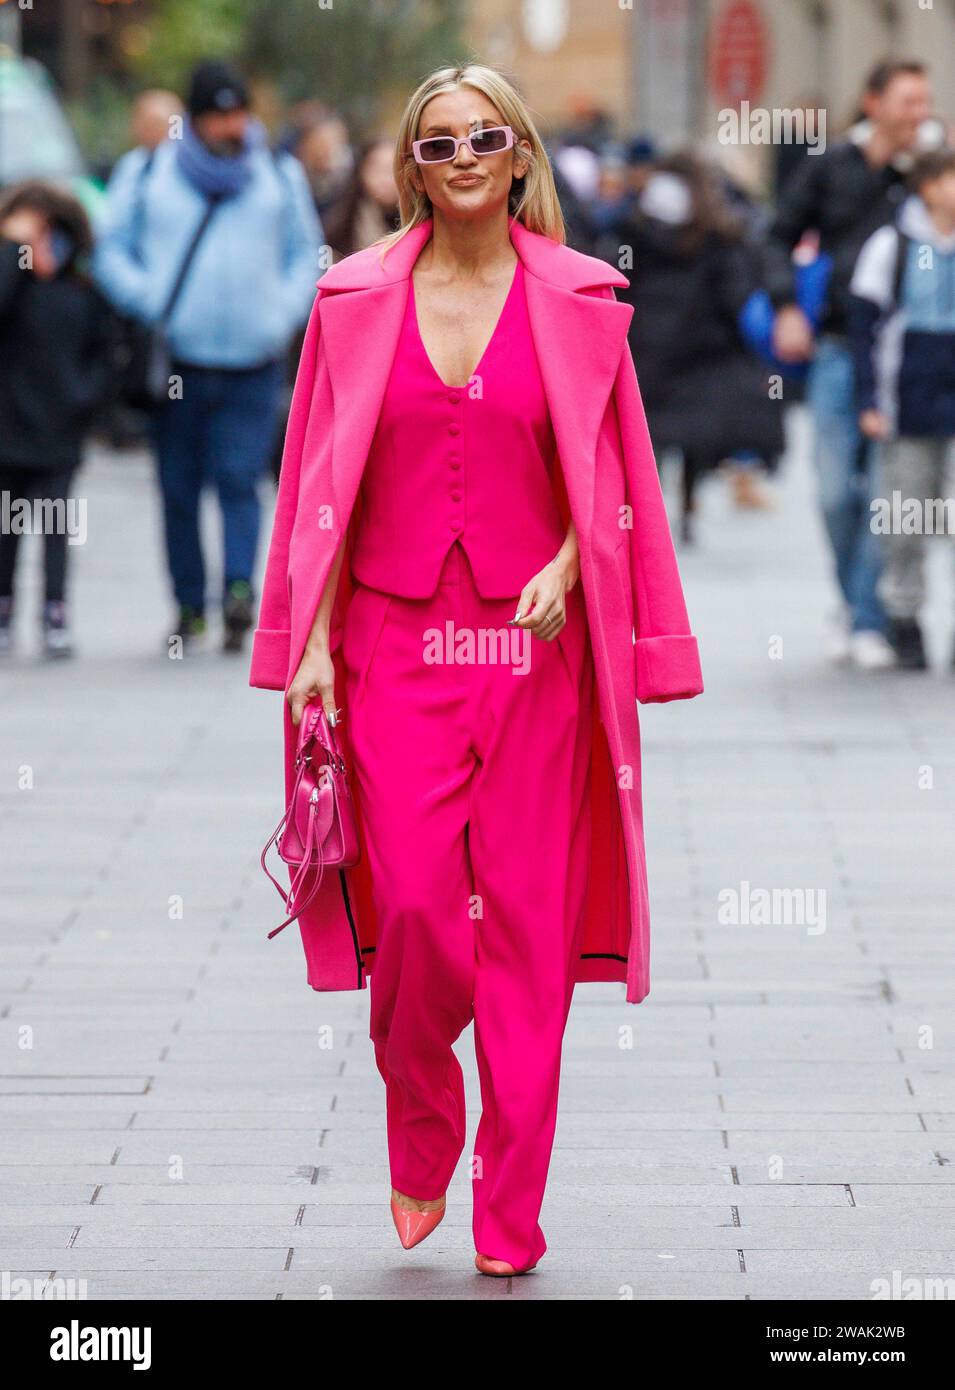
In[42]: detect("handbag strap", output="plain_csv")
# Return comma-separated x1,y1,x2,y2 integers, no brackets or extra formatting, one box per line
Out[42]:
265,789,327,938
158,193,225,326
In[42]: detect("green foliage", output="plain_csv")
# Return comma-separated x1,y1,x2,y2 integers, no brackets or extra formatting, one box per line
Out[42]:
129,0,249,92
65,78,134,174
57,0,469,163
241,0,468,134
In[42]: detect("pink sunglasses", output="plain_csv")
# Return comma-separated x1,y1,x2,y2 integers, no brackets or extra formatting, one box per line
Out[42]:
412,125,516,166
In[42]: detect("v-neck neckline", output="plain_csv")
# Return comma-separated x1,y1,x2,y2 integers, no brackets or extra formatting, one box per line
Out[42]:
410,260,521,391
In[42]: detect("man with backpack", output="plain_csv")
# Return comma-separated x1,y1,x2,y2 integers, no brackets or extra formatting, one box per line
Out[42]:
95,60,323,652
849,149,955,671
765,60,933,671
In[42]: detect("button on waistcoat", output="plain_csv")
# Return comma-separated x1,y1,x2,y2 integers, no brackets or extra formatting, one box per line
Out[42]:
349,261,567,599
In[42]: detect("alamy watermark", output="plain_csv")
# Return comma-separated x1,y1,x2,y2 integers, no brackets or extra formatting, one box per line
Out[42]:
2,1270,87,1300
717,101,826,155
871,1270,955,1300
49,1320,151,1369
717,880,828,935
422,621,532,676
1,491,86,546
870,491,955,535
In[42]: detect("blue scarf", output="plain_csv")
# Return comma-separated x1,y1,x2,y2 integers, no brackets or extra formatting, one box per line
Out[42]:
175,116,265,199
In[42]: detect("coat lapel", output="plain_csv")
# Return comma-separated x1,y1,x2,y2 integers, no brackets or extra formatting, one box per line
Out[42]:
522,273,632,536
319,281,408,530
317,221,430,530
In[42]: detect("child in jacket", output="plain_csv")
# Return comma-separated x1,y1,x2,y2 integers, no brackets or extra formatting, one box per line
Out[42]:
849,149,955,670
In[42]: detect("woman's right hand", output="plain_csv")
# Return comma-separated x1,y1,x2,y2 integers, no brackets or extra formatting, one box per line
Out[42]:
287,643,338,728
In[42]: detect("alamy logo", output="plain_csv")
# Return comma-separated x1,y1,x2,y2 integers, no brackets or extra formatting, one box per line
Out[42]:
717,880,827,935
870,491,955,535
49,1319,151,1369
1,1270,87,1300
422,621,532,675
717,101,826,154
871,1271,955,1300
1,491,87,546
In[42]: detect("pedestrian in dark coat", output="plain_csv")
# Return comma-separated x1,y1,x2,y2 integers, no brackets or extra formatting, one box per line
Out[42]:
762,60,933,669
0,182,112,658
605,153,784,540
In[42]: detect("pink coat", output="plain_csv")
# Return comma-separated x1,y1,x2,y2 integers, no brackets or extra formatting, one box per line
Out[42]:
249,216,703,1004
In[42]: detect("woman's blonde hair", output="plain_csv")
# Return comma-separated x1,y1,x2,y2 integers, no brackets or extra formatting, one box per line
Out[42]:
378,63,565,258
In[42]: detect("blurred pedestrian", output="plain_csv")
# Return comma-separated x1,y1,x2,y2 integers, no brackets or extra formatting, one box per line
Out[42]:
96,90,186,450
589,151,631,236
282,102,354,219
322,138,399,260
94,59,323,653
102,89,184,198
623,135,657,198
611,153,784,543
773,95,826,197
765,59,934,670
551,141,600,206
0,183,112,658
850,148,955,670
546,145,597,254
131,90,185,153
559,94,615,154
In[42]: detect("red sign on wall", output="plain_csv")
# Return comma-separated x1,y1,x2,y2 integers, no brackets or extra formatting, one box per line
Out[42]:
708,0,769,109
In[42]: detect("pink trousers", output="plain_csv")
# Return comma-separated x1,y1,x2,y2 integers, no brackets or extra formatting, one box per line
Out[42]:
341,542,594,1269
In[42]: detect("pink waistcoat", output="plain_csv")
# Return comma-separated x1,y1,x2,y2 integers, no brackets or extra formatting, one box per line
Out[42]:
349,260,567,599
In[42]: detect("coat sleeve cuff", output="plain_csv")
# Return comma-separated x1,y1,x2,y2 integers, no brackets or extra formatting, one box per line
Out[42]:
249,628,291,691
635,634,703,704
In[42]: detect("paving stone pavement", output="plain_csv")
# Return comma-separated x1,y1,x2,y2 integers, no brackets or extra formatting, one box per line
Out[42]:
2,410,954,1301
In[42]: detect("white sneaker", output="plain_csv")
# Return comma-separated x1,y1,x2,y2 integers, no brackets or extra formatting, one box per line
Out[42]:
825,610,851,664
849,629,896,671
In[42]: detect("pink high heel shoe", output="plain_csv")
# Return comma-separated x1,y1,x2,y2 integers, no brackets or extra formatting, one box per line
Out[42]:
474,1253,538,1277
390,1195,446,1250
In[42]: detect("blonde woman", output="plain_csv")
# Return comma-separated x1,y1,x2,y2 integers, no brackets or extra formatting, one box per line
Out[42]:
250,65,703,1278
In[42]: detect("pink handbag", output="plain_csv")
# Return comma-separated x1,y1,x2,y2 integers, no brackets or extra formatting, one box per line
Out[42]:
260,704,360,939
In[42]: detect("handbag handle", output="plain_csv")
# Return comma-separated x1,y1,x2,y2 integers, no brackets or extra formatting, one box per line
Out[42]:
297,706,346,773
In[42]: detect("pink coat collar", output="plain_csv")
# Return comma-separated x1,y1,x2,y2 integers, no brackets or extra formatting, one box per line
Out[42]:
317,215,630,294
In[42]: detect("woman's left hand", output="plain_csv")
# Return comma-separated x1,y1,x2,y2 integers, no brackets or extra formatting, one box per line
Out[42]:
510,553,579,643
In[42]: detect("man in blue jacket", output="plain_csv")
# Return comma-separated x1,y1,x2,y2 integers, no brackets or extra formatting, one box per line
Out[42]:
96,60,324,652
